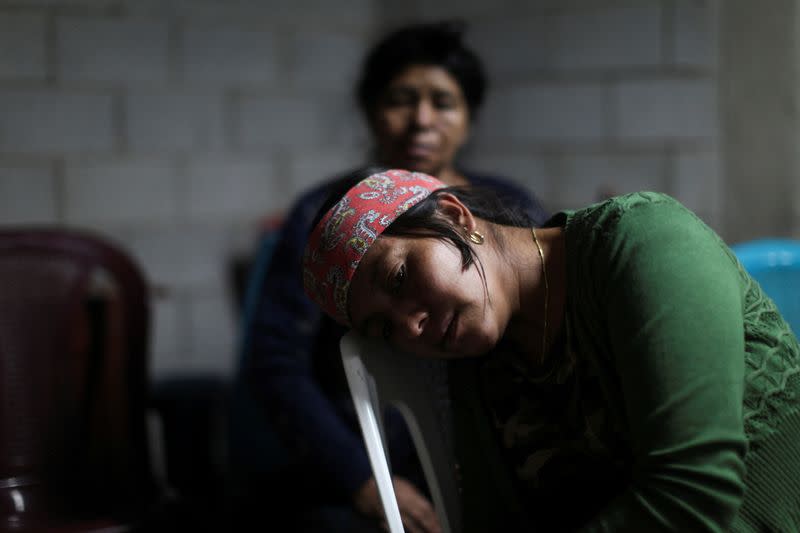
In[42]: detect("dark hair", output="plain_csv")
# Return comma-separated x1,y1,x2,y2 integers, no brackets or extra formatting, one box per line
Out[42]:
356,20,487,120
310,166,532,276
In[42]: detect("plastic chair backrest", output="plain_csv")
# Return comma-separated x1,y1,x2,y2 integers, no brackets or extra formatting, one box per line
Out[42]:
731,239,800,333
0,227,155,531
340,332,461,533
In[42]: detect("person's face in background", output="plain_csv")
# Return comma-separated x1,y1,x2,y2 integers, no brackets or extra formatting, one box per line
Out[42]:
369,65,470,181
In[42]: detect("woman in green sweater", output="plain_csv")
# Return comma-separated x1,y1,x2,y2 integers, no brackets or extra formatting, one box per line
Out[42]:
302,167,800,532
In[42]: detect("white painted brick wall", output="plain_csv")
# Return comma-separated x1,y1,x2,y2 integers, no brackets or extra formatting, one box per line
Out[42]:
0,13,47,81
289,30,368,91
674,0,716,67
795,174,800,230
120,226,193,291
120,224,237,291
239,95,362,150
0,163,58,224
673,151,721,227
287,146,371,198
126,90,227,153
0,0,385,379
57,17,170,84
14,0,115,5
185,157,279,218
0,90,115,154
468,18,549,78
63,159,178,224
319,99,371,149
129,0,376,27
477,83,610,144
557,154,667,209
273,0,376,25
0,0,726,378
550,6,662,70
615,79,716,140
395,0,518,21
182,25,278,86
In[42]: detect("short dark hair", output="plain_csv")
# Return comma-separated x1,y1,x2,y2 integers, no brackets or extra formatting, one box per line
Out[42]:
356,20,487,120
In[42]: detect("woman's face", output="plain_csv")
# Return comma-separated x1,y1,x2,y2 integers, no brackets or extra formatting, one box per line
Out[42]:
370,65,470,178
347,233,506,359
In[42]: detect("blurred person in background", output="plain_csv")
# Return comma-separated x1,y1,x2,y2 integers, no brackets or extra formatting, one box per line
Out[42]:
230,20,549,533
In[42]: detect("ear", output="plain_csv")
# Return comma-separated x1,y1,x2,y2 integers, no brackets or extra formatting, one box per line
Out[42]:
435,192,477,231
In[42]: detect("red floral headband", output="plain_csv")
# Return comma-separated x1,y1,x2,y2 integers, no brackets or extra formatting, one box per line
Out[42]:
303,169,446,325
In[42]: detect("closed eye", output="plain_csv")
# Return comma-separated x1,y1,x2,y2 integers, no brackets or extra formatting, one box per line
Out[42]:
432,91,458,110
391,264,406,293
381,88,417,108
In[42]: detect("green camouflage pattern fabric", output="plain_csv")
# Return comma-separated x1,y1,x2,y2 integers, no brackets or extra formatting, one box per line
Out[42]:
479,319,631,529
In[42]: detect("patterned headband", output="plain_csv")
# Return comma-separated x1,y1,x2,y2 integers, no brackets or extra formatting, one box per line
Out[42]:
303,169,446,325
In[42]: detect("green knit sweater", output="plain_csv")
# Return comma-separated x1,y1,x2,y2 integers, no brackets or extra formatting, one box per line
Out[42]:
476,192,800,532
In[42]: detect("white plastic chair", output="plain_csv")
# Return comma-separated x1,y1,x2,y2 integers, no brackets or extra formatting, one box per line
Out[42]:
340,332,462,533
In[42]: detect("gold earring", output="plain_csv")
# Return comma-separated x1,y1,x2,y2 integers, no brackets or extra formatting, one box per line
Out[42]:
468,229,484,245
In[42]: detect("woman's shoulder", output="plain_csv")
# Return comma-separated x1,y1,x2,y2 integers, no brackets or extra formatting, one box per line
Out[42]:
564,191,697,235
464,170,522,190
559,191,724,273
575,190,684,216
463,170,551,225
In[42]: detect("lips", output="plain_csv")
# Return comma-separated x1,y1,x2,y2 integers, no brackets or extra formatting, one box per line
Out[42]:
405,143,435,159
441,312,458,350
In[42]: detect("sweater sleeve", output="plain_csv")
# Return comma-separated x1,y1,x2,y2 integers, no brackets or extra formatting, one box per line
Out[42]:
244,184,373,496
577,195,748,532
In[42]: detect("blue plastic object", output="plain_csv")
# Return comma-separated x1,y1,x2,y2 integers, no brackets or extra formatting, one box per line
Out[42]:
731,239,800,334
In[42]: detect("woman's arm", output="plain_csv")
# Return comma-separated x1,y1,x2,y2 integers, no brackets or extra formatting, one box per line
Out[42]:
244,183,375,494
578,195,747,532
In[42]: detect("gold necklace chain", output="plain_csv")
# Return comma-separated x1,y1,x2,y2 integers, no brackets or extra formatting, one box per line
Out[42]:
531,227,549,358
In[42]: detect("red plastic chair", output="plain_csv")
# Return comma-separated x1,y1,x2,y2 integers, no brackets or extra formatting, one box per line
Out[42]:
0,227,157,532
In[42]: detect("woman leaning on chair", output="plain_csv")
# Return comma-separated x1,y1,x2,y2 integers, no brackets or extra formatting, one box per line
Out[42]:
303,167,800,532
237,19,548,533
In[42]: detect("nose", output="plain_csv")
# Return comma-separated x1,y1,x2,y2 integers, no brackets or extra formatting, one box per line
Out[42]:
391,304,428,340
413,98,435,128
